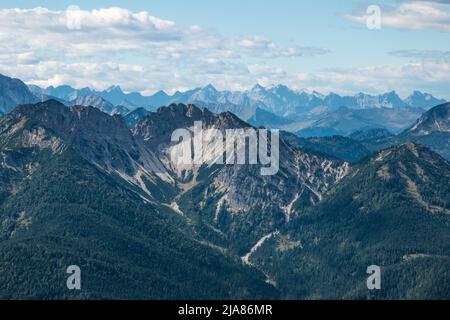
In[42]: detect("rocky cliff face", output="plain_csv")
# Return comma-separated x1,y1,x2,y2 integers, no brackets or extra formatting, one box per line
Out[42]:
1,100,174,203
133,103,349,252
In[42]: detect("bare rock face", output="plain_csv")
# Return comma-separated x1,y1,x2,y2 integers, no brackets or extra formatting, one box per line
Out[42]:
1,100,173,202
70,94,130,116
133,103,248,144
133,103,349,251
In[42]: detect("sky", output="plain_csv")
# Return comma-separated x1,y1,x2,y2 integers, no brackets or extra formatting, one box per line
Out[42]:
0,0,449,98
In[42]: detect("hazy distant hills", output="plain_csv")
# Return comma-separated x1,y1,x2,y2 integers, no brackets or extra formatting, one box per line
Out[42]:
298,103,450,162
28,82,446,114
350,128,394,141
295,106,426,137
347,103,450,161
282,132,372,163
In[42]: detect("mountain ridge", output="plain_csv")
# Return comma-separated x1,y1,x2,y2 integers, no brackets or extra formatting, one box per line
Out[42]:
25,79,446,136
1,72,446,137
28,81,447,114
0,101,277,298
0,99,449,299
248,142,450,299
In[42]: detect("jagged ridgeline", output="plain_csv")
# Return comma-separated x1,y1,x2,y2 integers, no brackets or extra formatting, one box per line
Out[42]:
0,99,449,299
0,101,277,299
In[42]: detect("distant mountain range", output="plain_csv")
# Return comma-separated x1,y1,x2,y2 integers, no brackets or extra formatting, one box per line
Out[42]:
1,73,447,137
29,82,447,114
25,80,446,136
370,103,450,160
294,106,426,137
287,103,450,162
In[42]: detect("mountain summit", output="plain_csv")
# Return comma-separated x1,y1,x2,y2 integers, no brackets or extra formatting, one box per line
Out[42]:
406,91,447,110
0,74,37,115
406,103,450,136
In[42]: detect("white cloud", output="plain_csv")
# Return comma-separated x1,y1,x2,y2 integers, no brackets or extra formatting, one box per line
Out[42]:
345,1,450,32
2,53,450,99
243,60,450,99
0,6,330,93
0,6,449,99
0,7,326,61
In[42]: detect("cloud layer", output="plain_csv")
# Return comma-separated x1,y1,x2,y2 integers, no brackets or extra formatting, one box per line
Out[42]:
0,5,449,99
0,7,332,93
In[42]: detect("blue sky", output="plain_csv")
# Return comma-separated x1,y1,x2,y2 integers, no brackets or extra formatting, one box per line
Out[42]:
0,0,449,98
